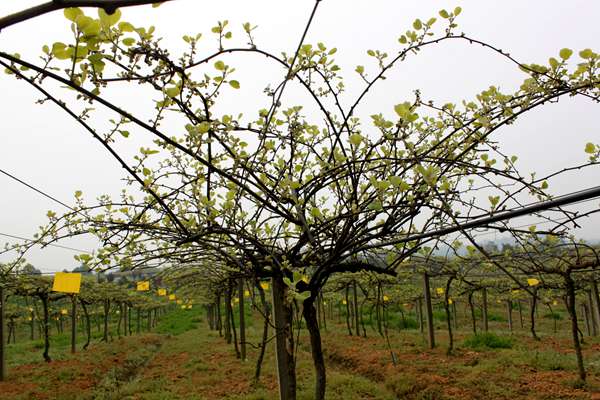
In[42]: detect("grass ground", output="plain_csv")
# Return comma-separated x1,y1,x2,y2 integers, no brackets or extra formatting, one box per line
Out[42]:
2,306,600,399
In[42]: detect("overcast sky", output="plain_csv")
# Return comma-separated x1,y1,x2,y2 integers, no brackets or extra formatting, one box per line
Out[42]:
0,0,599,272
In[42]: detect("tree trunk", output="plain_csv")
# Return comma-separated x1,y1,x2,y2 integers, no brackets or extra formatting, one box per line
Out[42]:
518,300,524,329
587,290,598,336
507,300,513,332
468,292,477,334
216,292,223,337
353,281,360,336
271,274,296,400
344,286,352,336
303,298,326,400
80,300,91,350
70,295,77,353
452,301,458,330
565,275,586,381
530,292,540,341
423,273,435,348
482,287,489,333
376,284,383,336
117,303,123,337
122,303,128,337
417,298,424,333
41,295,51,362
591,281,600,334
444,277,454,355
103,300,110,341
224,286,232,344
0,285,5,381
128,305,133,335
136,308,141,334
360,302,367,337
228,286,240,359
254,280,270,384
320,294,327,331
583,303,591,336
30,308,35,341
239,278,246,361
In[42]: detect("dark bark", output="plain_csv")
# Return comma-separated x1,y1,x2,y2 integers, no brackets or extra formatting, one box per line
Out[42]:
30,308,35,341
423,273,435,348
303,298,326,400
0,285,5,381
224,286,232,344
468,292,477,334
565,275,586,381
360,301,367,337
239,278,246,361
530,291,540,341
591,281,600,334
583,303,592,336
136,307,141,334
102,299,110,341
376,283,383,336
80,299,91,350
507,300,513,332
344,286,352,336
253,280,270,384
587,290,598,336
117,303,123,337
444,277,454,355
216,292,223,337
271,274,296,400
70,295,77,354
482,287,489,332
227,283,241,359
353,280,360,336
417,298,424,333
518,300,524,328
40,295,51,362
452,301,458,330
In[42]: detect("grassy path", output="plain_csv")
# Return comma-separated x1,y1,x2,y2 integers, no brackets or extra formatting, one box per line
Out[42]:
3,308,600,399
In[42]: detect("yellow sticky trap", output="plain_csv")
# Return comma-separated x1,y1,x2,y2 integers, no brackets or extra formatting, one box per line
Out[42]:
436,287,444,295
244,290,250,297
234,298,239,303
527,278,540,287
260,282,269,290
342,300,347,305
383,295,390,302
552,300,558,306
157,288,167,296
137,281,150,291
169,294,176,301
52,272,81,294
60,309,68,315
448,299,453,305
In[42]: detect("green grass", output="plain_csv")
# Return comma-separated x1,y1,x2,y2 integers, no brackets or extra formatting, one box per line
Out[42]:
154,308,202,335
463,332,513,349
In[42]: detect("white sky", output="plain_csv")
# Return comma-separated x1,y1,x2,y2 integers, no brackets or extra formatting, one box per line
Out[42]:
0,0,599,272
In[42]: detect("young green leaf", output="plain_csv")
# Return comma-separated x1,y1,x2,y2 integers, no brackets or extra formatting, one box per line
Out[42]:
559,48,573,60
